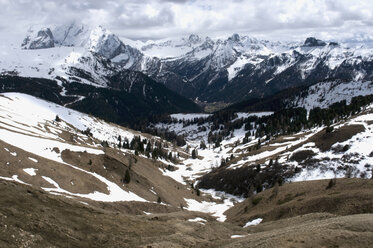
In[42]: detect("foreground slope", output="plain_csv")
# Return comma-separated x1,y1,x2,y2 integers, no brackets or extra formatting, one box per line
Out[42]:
0,92,242,222
0,93,372,247
0,179,372,248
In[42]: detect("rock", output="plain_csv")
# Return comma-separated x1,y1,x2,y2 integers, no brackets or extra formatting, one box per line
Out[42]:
303,37,327,47
22,28,55,49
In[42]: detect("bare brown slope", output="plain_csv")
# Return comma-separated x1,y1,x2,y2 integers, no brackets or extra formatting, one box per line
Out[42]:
1,179,372,248
0,137,209,209
225,178,373,226
0,180,244,248
220,213,373,248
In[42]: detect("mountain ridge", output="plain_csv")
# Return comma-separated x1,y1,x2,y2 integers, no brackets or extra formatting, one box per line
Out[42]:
8,23,373,105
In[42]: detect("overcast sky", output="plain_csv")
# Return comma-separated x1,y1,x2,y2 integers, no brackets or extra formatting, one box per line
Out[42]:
1,0,373,43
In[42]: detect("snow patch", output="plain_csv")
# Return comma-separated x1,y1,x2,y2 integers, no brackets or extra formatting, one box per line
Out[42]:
187,217,207,225
231,235,247,239
243,218,263,227
28,157,38,163
23,168,38,176
185,198,234,222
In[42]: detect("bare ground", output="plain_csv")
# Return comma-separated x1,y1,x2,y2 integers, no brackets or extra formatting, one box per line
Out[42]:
0,180,372,248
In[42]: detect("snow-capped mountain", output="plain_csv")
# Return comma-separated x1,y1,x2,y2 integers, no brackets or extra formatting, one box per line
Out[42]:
0,25,201,126
21,28,55,49
21,24,143,70
125,32,373,103
3,23,373,105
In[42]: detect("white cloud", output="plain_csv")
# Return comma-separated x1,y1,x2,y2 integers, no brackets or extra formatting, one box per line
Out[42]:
0,0,373,42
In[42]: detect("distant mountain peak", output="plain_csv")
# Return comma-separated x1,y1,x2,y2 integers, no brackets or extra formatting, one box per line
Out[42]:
229,33,241,42
53,22,89,47
303,37,327,47
188,34,201,44
87,25,122,58
22,27,55,49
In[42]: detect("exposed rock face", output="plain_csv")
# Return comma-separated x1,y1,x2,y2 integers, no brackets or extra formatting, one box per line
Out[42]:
22,28,55,49
303,37,327,47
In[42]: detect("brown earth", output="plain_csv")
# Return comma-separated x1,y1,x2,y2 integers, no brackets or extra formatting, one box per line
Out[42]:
225,178,373,225
0,179,372,248
310,124,365,152
0,137,209,208
218,213,373,248
0,180,244,248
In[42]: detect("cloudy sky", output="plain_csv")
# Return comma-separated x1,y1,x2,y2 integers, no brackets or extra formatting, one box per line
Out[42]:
1,0,373,42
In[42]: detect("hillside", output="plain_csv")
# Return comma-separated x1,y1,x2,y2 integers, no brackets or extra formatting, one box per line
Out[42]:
0,93,236,215
0,75,201,125
147,91,373,198
0,92,372,247
0,178,372,247
226,178,373,225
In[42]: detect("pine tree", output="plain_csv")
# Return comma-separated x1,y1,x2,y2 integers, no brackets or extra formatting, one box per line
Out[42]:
195,187,200,196
117,135,122,148
192,149,197,159
123,169,131,184
200,140,207,149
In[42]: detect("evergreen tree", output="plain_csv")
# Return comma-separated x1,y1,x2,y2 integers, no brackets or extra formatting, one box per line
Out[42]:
123,169,131,184
192,149,197,159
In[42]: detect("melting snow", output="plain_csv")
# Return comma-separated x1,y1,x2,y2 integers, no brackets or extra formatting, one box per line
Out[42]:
243,218,263,227
231,235,247,239
187,217,207,225
185,197,236,222
0,175,31,185
23,168,38,176
28,157,38,163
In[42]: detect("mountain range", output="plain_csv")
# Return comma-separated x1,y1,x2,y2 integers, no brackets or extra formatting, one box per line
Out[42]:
3,22,371,105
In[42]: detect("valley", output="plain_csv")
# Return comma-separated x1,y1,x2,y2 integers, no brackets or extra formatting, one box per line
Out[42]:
0,87,372,247
0,17,373,248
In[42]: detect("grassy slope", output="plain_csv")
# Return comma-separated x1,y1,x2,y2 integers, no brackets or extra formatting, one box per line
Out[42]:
225,178,373,225
0,179,372,247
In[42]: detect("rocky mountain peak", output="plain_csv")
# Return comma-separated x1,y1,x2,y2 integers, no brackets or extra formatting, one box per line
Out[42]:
53,22,89,47
87,26,124,59
229,33,241,43
188,34,201,44
21,28,55,49
303,37,327,47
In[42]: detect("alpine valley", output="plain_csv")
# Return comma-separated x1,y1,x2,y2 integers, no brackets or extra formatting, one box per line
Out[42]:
0,23,373,247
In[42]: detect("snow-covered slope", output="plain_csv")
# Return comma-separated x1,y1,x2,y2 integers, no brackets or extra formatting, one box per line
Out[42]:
139,34,205,58
0,93,241,221
152,99,373,198
0,92,147,202
289,80,373,111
